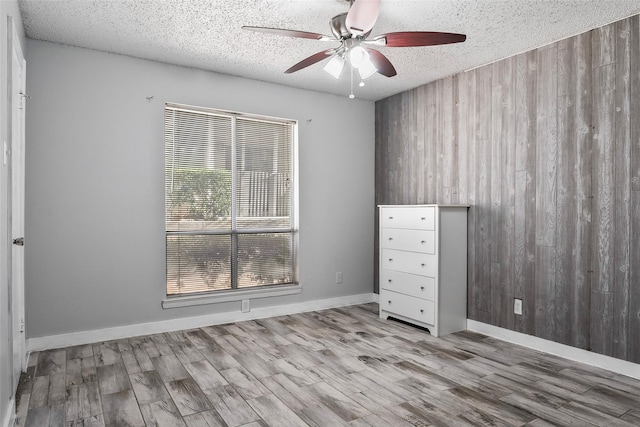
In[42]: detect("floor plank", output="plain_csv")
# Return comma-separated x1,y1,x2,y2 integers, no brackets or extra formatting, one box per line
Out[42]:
165,378,213,416
101,389,145,426
129,370,170,405
139,399,187,427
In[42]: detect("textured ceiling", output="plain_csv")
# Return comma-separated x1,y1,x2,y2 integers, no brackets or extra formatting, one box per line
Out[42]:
18,0,640,101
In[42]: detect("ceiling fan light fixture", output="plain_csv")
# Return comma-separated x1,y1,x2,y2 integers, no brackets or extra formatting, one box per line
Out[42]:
358,58,377,79
323,55,345,79
349,45,369,68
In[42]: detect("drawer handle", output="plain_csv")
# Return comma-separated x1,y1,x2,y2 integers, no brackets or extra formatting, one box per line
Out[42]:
388,237,393,241
421,240,426,244
420,286,424,291
421,217,426,220
420,309,424,314
389,259,393,262
421,263,425,267
388,279,392,283
388,300,392,305
389,216,394,220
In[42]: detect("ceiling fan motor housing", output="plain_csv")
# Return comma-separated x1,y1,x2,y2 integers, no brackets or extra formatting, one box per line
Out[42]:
330,13,350,39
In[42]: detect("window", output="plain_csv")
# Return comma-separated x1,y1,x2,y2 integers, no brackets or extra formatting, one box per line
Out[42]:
165,103,297,298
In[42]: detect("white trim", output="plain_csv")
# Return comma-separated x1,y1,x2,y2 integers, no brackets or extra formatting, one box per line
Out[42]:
371,292,379,304
162,284,302,309
27,293,376,352
467,319,640,380
1,397,15,427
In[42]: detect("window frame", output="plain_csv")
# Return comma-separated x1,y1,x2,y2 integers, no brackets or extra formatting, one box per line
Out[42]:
162,103,300,308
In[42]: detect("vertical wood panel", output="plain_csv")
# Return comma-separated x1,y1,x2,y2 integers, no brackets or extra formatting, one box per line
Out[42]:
386,94,397,205
489,57,516,329
612,19,631,360
398,93,408,203
591,21,616,360
555,32,592,350
457,73,469,204
593,24,616,67
514,51,538,335
490,62,503,264
555,40,572,345
591,289,614,355
591,30,616,356
451,76,460,204
629,191,640,363
535,44,558,247
501,57,516,330
425,84,437,203
374,102,383,294
401,90,417,203
629,16,640,364
631,16,640,192
435,80,445,202
514,170,528,331
490,62,503,325
590,23,616,356
375,102,385,204
535,246,556,340
462,72,478,320
438,77,456,204
475,66,492,323
389,94,400,206
573,32,593,352
416,87,426,205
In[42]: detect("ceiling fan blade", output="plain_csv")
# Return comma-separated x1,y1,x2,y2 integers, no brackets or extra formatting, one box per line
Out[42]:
366,48,396,77
372,31,466,47
285,49,338,74
345,0,381,36
242,26,333,41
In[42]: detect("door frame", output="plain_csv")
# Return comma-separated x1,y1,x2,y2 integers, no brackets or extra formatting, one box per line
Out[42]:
7,15,27,392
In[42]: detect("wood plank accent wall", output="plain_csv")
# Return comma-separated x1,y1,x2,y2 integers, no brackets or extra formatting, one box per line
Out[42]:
374,15,640,363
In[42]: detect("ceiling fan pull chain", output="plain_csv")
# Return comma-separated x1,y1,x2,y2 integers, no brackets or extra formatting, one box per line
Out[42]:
349,63,355,99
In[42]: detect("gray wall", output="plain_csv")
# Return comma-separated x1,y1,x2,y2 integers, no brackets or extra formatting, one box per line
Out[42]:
375,15,640,363
25,40,375,338
0,0,26,422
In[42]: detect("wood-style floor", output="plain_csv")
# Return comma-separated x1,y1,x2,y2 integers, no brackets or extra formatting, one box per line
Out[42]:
15,303,640,426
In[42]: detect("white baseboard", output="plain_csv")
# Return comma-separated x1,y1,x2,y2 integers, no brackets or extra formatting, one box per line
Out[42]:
27,293,377,352
371,292,379,303
467,319,640,380
1,397,15,427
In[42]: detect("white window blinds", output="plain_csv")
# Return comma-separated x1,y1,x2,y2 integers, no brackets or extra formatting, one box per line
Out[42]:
165,103,296,296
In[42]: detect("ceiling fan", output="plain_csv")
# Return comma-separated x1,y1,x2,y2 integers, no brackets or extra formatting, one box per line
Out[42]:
242,0,466,93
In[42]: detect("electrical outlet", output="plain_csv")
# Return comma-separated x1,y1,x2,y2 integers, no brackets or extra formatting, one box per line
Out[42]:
241,299,250,313
514,298,523,315
336,272,343,284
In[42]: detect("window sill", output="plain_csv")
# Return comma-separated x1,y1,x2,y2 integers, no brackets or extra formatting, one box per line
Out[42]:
162,284,302,309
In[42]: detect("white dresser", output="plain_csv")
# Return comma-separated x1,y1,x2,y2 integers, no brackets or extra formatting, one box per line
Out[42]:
378,205,468,337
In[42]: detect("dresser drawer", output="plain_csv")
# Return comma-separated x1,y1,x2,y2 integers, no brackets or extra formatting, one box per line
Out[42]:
380,207,435,230
380,269,435,301
380,289,435,325
380,228,435,254
381,249,436,277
